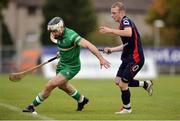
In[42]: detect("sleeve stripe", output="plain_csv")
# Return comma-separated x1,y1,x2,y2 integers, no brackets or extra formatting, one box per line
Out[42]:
70,34,78,40
75,36,81,42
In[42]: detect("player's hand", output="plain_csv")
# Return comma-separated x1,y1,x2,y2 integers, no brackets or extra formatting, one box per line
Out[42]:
50,33,58,44
99,26,112,34
103,47,112,54
100,58,111,69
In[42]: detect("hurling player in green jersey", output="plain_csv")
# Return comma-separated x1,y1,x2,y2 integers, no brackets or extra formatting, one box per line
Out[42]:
22,17,110,113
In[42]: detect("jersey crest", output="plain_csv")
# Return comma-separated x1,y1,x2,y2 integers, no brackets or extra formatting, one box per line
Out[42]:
123,19,130,26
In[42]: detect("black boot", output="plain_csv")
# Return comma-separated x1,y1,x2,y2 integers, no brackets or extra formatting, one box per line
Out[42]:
76,97,89,111
22,105,35,113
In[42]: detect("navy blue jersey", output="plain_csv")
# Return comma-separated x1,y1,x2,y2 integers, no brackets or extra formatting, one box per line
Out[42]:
119,16,144,63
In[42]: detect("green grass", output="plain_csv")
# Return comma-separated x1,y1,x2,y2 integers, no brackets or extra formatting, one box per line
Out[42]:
0,74,180,120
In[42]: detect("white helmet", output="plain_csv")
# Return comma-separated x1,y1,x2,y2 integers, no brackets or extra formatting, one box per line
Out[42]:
47,17,64,31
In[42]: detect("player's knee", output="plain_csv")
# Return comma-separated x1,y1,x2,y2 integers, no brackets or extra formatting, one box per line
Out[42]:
58,83,66,90
115,79,119,86
115,78,123,88
115,77,121,86
46,81,58,90
118,82,124,89
118,78,129,90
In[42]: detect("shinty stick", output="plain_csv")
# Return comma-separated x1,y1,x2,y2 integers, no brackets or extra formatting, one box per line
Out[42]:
9,56,58,82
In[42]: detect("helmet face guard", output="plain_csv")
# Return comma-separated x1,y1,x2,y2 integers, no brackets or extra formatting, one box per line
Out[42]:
47,17,64,32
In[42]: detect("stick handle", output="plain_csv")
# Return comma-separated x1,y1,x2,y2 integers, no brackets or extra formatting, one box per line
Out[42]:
21,56,58,74
47,56,58,62
98,43,128,53
98,48,104,51
98,48,112,54
9,55,58,82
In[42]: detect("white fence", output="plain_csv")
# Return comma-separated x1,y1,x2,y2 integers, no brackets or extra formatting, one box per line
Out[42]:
42,50,157,80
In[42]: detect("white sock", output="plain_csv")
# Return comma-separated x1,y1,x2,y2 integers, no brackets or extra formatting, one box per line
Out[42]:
78,95,84,103
139,81,144,87
123,103,131,109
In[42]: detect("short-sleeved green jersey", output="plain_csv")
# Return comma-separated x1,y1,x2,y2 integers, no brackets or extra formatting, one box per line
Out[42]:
56,27,82,80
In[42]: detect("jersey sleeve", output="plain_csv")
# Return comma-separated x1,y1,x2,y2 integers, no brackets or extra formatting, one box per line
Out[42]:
122,18,132,28
70,31,82,46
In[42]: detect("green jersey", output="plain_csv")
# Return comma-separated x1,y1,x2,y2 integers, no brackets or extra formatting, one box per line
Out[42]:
56,27,82,80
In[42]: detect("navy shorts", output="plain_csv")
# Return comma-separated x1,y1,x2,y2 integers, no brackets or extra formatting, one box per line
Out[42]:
116,59,144,83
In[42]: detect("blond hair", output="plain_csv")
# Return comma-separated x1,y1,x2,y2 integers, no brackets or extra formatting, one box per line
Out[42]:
111,1,125,11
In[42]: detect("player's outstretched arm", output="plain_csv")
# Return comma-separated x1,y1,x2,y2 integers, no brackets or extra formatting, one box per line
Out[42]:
109,44,125,52
103,43,128,54
79,38,110,69
99,26,132,37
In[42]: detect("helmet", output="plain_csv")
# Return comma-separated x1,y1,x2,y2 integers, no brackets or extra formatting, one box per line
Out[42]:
47,17,64,31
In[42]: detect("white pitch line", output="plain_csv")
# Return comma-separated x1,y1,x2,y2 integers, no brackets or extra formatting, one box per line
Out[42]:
1,102,179,121
0,102,56,120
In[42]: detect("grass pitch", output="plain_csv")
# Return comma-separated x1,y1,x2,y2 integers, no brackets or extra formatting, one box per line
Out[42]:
0,74,180,120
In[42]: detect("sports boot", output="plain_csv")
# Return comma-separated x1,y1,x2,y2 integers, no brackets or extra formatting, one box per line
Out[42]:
144,80,153,96
115,107,132,114
22,105,35,113
76,97,89,111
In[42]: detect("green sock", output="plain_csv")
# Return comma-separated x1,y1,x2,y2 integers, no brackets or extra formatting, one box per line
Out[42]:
32,93,45,106
69,90,81,102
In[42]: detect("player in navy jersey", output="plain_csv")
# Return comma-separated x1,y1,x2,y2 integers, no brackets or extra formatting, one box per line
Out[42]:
99,1,153,114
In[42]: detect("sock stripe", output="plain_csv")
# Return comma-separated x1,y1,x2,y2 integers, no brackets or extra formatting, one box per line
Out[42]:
38,95,43,101
38,93,45,101
69,90,81,102
36,96,42,103
123,103,131,108
70,90,78,97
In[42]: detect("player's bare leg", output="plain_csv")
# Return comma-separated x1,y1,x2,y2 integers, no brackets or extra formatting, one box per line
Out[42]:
115,77,132,114
22,75,67,113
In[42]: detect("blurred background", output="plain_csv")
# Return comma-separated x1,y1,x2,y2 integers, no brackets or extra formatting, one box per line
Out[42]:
0,0,180,78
